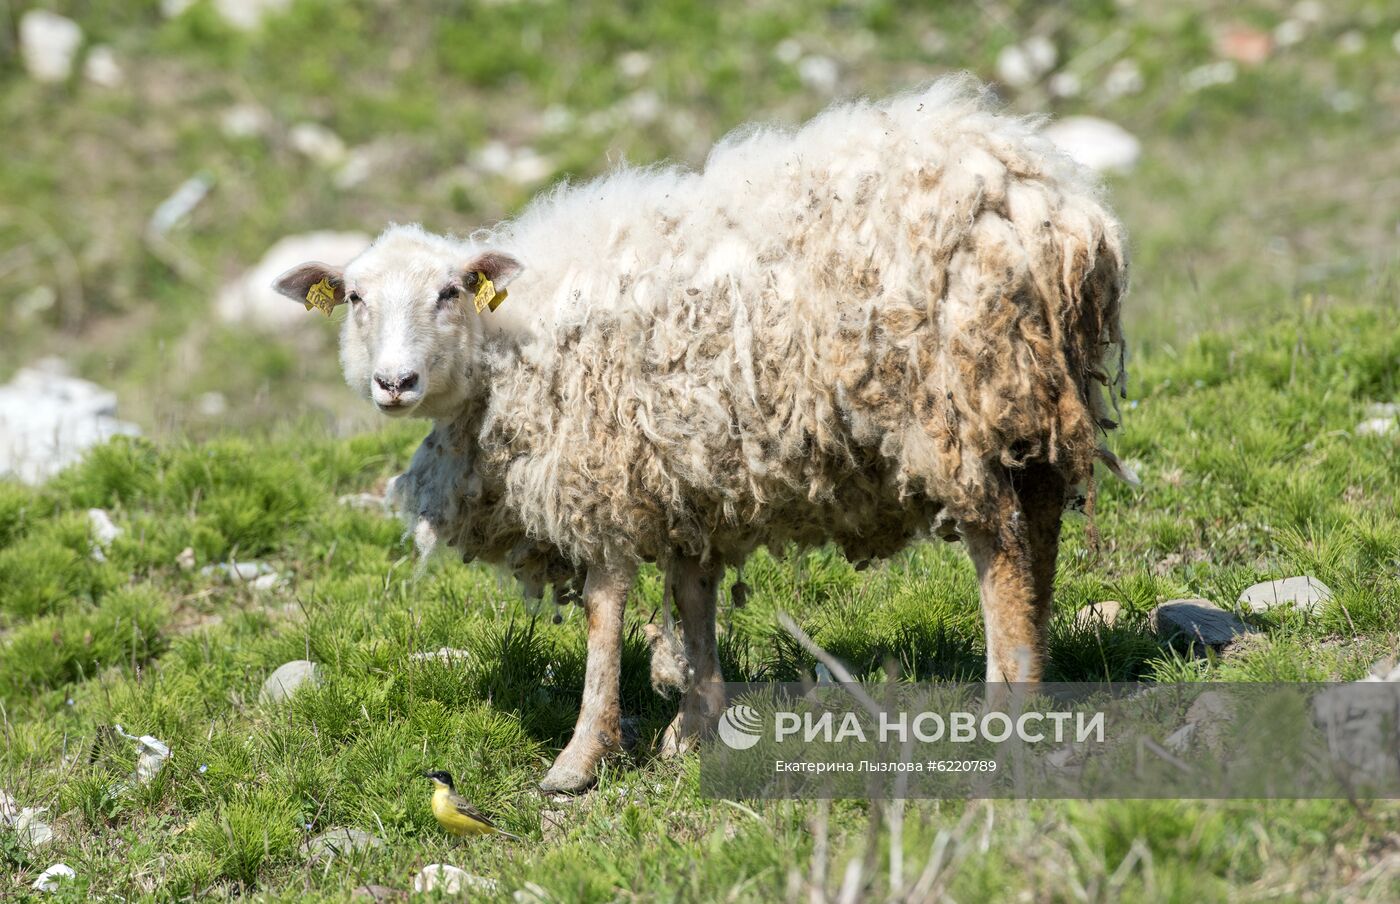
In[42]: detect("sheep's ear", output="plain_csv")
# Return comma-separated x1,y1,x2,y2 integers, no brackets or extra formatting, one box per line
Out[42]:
272,262,345,315
464,251,523,289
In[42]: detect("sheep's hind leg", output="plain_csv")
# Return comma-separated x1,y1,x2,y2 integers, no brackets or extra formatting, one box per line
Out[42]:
660,556,726,757
540,561,636,794
963,461,1066,686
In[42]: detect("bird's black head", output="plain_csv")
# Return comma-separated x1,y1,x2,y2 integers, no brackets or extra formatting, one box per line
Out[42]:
422,770,455,788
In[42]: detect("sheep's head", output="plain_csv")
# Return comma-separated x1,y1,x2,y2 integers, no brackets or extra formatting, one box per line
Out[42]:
273,226,522,420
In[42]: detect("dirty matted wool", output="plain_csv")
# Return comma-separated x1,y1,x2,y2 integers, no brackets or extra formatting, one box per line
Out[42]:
398,77,1127,576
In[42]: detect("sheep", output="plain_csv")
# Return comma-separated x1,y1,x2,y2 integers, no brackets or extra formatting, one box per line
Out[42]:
274,77,1128,793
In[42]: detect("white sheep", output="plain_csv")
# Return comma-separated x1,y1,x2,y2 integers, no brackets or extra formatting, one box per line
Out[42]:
276,77,1128,792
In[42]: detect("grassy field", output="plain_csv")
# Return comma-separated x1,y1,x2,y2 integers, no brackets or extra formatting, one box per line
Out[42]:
3,0,1400,901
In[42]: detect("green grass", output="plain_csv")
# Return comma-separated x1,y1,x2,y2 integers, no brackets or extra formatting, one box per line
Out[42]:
3,0,1400,899
2,308,1398,900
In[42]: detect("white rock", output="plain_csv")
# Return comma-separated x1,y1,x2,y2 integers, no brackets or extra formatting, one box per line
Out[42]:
337,492,389,513
797,55,839,94
197,391,228,417
1292,0,1324,24
624,90,662,125
260,660,321,704
201,560,276,582
996,36,1056,88
290,122,348,167
1075,600,1122,629
19,11,82,83
334,147,375,189
250,573,281,591
616,50,652,79
538,105,574,133
0,364,140,485
148,173,214,237
1,792,53,847
1357,417,1397,438
409,647,474,664
920,30,948,56
114,724,171,783
212,0,292,31
216,231,371,329
1102,59,1144,98
514,882,552,904
508,149,552,186
1361,657,1400,683
413,865,497,895
306,826,383,862
476,141,514,174
220,103,271,139
1238,577,1332,614
83,45,124,88
1043,116,1141,173
774,39,803,65
1274,19,1306,48
1183,61,1237,92
87,508,121,562
1023,35,1056,73
32,863,75,892
1047,72,1081,98
161,0,197,17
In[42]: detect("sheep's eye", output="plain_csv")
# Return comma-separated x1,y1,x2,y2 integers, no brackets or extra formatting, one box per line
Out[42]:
347,291,362,305
437,286,459,304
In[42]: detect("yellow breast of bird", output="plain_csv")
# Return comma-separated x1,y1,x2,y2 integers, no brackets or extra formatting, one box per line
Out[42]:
431,788,493,836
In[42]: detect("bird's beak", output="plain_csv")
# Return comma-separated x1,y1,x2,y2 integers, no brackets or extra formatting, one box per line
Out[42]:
421,771,434,779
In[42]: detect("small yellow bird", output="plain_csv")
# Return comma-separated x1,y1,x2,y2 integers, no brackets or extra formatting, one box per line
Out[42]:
422,770,521,840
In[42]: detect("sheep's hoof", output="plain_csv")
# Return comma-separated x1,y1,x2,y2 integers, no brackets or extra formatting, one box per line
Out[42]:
538,760,597,794
659,720,697,759
539,736,611,794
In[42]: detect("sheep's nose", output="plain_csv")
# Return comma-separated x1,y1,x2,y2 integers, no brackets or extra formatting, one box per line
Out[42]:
373,370,419,395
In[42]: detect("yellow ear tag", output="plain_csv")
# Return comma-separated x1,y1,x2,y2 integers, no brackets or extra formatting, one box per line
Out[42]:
304,278,338,316
472,272,508,313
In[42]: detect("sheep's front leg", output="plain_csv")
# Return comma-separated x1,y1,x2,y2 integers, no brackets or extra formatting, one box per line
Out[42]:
660,556,726,757
540,561,636,793
963,462,1066,685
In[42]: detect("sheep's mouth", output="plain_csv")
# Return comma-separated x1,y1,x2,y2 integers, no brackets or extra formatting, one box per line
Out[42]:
376,398,419,416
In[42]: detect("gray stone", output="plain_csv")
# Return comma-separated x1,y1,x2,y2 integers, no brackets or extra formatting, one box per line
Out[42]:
0,362,141,485
1313,658,1400,786
306,827,383,863
1075,600,1122,629
1149,599,1253,649
1043,117,1141,173
408,647,473,664
216,231,370,330
259,660,321,704
1357,417,1397,438
88,508,121,561
201,560,272,581
19,11,82,83
351,885,403,902
1238,577,1332,614
412,865,497,895
31,863,75,892
83,46,123,88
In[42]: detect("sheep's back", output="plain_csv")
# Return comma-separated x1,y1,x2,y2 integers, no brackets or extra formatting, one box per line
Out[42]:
486,80,1126,565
